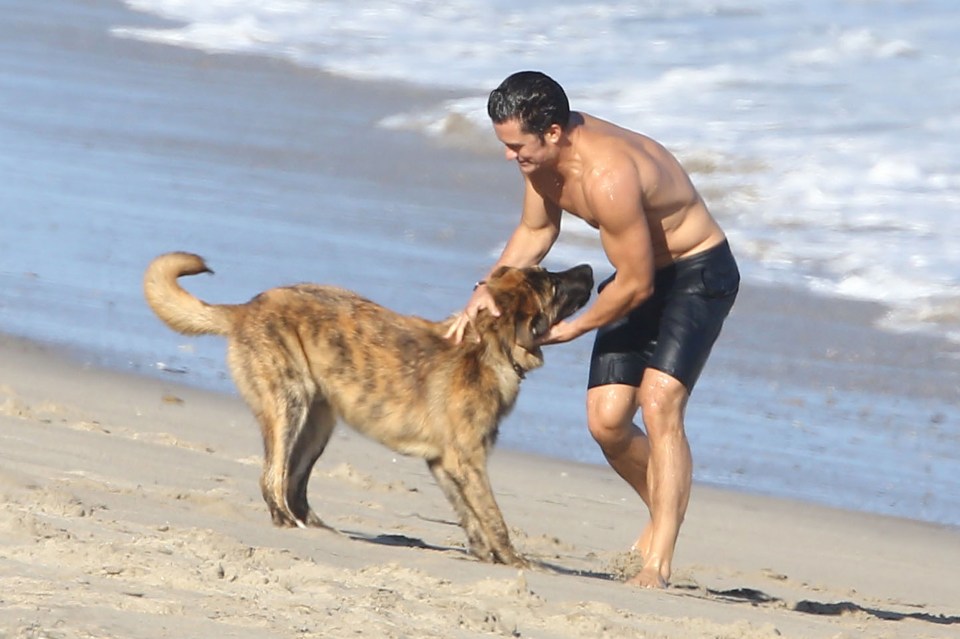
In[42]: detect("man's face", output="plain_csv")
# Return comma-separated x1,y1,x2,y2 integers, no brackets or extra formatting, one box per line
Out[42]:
492,119,559,174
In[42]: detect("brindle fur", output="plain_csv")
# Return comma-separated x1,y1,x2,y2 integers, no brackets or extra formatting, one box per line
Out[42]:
144,252,592,566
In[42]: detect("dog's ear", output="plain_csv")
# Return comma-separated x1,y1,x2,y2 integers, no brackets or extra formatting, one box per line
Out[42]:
489,267,549,352
515,312,549,352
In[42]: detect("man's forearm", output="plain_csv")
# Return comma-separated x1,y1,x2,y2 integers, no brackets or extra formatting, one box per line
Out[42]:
570,276,651,335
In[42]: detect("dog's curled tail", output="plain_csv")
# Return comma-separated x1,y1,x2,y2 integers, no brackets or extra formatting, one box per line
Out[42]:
144,252,235,336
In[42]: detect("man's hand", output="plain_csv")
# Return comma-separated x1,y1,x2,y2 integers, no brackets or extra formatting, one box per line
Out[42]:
445,284,501,344
537,319,583,345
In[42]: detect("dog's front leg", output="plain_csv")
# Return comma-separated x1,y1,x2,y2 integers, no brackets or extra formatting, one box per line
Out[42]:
459,462,529,568
433,453,528,568
427,458,493,559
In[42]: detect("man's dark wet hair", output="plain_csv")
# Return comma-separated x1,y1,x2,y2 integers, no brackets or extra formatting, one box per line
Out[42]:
487,71,570,138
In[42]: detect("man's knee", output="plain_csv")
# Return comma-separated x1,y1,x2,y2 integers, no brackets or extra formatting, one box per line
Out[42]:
586,387,637,451
637,370,689,435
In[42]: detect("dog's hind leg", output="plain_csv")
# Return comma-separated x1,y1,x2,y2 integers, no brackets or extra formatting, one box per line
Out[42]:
256,386,313,529
287,398,337,530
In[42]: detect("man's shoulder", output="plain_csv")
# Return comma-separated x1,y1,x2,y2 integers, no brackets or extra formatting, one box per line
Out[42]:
578,141,645,187
578,119,652,165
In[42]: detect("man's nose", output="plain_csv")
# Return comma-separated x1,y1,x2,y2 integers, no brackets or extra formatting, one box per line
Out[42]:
504,148,517,161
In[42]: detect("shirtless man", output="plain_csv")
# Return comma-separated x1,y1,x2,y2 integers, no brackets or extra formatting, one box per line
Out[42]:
447,71,740,588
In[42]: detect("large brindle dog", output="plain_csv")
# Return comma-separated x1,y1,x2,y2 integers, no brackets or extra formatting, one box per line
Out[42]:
144,252,592,566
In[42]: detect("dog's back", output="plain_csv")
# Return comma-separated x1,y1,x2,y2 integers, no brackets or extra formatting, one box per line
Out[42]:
227,283,479,458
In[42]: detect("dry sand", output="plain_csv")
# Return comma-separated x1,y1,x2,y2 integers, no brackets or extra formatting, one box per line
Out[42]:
1,334,957,638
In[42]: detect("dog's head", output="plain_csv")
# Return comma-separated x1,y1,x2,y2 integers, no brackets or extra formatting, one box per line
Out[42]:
483,263,594,374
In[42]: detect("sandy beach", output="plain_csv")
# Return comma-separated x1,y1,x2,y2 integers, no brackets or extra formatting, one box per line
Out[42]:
1,335,958,638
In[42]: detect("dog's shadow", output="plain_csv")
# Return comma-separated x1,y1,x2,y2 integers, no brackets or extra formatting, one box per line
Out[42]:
343,529,468,557
342,527,622,580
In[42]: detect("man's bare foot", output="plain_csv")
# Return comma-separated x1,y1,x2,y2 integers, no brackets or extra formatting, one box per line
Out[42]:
627,567,668,589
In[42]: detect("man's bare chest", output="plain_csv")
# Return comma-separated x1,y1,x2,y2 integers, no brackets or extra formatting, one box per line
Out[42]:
532,175,598,226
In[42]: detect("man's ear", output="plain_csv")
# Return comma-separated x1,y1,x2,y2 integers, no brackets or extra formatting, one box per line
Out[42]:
544,123,563,144
516,312,549,351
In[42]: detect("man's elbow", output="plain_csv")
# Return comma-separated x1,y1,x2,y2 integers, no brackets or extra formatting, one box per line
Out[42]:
628,282,654,308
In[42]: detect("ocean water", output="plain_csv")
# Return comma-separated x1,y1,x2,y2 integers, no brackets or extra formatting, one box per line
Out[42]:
114,0,960,343
1,0,957,529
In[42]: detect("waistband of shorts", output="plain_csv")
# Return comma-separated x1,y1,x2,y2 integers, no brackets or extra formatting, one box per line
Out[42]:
656,239,732,275
598,239,734,292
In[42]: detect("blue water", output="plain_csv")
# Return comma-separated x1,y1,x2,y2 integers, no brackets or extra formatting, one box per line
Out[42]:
1,0,957,528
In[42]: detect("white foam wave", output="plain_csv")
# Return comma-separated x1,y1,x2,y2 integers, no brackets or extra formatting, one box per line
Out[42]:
791,27,918,65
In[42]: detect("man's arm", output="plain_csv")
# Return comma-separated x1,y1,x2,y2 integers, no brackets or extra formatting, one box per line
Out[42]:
485,181,561,272
540,161,655,344
447,178,562,342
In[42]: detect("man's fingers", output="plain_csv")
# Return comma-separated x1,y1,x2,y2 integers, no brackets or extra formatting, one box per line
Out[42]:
445,313,468,344
443,319,458,340
446,302,497,345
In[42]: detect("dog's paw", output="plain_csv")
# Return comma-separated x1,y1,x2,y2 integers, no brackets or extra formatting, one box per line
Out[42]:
268,508,300,528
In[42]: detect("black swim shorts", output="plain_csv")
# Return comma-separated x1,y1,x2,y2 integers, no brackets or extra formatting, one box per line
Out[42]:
587,239,739,393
